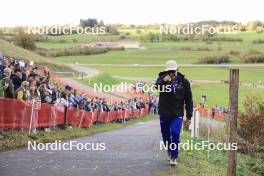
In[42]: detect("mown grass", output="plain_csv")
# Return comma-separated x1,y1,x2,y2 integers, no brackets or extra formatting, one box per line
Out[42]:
53,48,227,64
192,84,264,109
52,41,264,64
77,70,264,109
153,130,264,176
0,114,157,151
87,66,264,84
52,32,264,65
79,73,132,87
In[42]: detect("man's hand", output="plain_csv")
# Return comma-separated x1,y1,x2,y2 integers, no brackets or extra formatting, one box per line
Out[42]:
184,119,191,130
3,82,9,89
163,75,171,82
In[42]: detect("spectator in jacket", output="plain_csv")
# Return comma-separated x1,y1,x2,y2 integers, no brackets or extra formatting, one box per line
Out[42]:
1,68,15,99
16,81,30,105
11,67,23,92
155,60,193,166
0,59,9,77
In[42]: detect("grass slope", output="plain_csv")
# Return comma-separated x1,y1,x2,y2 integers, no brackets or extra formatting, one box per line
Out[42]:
0,39,73,72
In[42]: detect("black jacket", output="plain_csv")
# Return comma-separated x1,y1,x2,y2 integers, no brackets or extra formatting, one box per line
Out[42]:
155,71,193,120
1,76,15,99
11,74,22,92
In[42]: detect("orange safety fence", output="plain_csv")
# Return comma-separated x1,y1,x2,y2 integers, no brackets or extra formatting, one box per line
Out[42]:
213,112,225,120
0,98,149,129
49,72,122,102
198,107,225,120
198,108,208,117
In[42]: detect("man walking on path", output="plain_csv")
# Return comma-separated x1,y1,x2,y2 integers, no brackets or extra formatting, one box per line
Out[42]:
155,60,193,166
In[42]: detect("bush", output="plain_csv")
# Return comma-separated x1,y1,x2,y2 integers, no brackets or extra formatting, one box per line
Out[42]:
109,27,119,35
238,95,264,146
107,46,125,51
198,55,230,64
14,32,36,50
253,39,264,44
72,39,78,43
35,46,110,57
230,50,240,55
31,34,48,42
136,30,141,34
59,39,66,43
120,35,126,39
177,46,210,51
202,37,243,42
242,51,264,63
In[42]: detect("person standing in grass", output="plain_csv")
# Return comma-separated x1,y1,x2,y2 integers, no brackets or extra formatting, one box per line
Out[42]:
155,60,193,166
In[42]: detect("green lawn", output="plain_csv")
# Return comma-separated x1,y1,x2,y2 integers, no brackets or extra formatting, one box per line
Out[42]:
52,37,264,64
220,31,264,42
53,48,216,64
79,73,132,87
192,84,264,109
77,71,264,110
86,66,264,83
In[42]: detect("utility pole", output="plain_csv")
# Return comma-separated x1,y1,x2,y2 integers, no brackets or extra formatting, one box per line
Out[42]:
227,69,239,176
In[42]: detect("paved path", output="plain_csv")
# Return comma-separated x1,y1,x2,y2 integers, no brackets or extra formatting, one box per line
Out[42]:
64,64,127,101
63,78,127,101
0,120,167,176
68,64,100,78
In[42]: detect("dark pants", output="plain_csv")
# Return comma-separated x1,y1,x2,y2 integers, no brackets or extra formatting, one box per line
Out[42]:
160,116,183,159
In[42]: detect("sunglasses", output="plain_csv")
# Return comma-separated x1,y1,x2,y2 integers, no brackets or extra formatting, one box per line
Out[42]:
167,70,176,75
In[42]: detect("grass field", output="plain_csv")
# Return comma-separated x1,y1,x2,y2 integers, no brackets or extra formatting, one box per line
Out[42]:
79,73,132,87
87,66,264,83
192,84,264,108
79,73,264,109
52,38,264,64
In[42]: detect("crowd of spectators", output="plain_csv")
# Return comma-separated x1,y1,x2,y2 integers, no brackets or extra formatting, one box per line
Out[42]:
0,55,158,117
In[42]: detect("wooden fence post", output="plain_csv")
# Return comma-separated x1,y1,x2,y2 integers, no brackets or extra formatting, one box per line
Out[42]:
227,69,239,176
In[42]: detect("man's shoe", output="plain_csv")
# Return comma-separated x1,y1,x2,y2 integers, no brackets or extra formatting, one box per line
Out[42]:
170,158,177,166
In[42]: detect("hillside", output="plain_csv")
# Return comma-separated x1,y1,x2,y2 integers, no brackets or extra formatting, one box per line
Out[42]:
0,39,73,72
